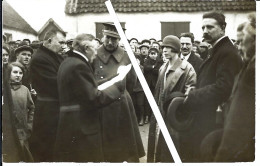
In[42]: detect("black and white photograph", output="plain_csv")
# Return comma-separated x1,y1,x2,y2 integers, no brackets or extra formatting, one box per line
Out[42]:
2,0,257,164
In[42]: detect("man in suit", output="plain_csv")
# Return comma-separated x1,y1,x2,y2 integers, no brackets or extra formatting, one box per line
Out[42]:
29,30,65,162
179,32,203,74
183,11,243,162
54,34,126,162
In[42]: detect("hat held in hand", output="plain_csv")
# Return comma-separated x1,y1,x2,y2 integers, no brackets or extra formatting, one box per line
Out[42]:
166,97,194,131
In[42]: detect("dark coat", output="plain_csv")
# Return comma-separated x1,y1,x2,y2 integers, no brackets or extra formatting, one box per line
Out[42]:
92,45,145,162
54,51,122,162
143,56,163,92
214,56,255,162
185,36,243,161
2,76,23,162
187,51,203,74
29,45,64,161
147,58,196,162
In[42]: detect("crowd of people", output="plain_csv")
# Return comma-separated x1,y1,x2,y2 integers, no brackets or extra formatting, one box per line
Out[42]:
2,10,255,163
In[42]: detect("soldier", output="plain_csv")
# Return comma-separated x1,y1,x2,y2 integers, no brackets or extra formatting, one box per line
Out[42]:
92,23,145,162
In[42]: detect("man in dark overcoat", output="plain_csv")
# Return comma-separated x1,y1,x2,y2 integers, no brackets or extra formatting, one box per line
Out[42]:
214,13,255,162
184,11,243,161
54,34,126,162
29,30,65,161
92,23,145,162
179,32,203,74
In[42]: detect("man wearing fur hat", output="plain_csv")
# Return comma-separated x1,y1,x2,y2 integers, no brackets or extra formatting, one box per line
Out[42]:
92,23,145,162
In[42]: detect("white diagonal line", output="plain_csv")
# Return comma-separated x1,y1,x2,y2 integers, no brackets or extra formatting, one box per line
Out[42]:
105,0,182,164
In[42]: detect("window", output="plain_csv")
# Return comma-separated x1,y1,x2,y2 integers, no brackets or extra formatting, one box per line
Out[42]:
161,22,190,39
4,33,12,42
95,22,125,40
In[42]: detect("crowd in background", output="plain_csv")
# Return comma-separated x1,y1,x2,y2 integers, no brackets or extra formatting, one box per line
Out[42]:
2,11,256,163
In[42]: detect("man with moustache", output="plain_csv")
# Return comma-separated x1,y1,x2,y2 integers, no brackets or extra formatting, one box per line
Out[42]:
200,12,256,162
92,23,145,162
29,30,65,161
179,33,203,74
183,11,243,161
54,34,128,162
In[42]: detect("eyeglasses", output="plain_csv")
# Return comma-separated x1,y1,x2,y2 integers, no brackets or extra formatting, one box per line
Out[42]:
150,52,156,55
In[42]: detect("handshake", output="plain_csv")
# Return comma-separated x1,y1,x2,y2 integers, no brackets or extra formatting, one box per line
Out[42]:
98,64,132,90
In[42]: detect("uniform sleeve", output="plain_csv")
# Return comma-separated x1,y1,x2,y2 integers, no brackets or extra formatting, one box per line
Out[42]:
72,63,121,110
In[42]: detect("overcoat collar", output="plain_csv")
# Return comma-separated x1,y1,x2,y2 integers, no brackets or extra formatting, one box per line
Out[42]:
164,58,188,92
73,50,89,62
97,45,124,64
167,57,187,72
199,36,230,72
40,45,64,63
68,50,91,66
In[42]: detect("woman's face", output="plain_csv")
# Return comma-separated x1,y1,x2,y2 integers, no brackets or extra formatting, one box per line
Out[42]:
10,66,23,83
2,48,9,65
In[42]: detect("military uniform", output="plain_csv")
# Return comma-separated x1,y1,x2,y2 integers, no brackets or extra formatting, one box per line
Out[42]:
92,45,145,162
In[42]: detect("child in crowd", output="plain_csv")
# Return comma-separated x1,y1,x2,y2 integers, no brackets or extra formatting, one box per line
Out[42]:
8,61,35,161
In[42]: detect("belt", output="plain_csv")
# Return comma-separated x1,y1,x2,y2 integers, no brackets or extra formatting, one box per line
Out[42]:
37,95,58,102
60,104,80,112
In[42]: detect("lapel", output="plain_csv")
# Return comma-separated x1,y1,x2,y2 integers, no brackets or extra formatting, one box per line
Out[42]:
198,37,229,73
187,52,195,64
97,45,124,64
165,58,187,92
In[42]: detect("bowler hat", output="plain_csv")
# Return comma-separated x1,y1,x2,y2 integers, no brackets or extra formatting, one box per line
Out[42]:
161,35,181,53
14,41,33,55
102,22,126,39
166,97,194,131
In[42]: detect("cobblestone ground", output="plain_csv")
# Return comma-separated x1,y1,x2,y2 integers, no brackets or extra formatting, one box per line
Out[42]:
139,123,150,163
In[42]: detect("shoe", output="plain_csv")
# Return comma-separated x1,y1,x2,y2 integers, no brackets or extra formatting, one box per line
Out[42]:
139,122,144,126
139,119,144,126
144,116,149,124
